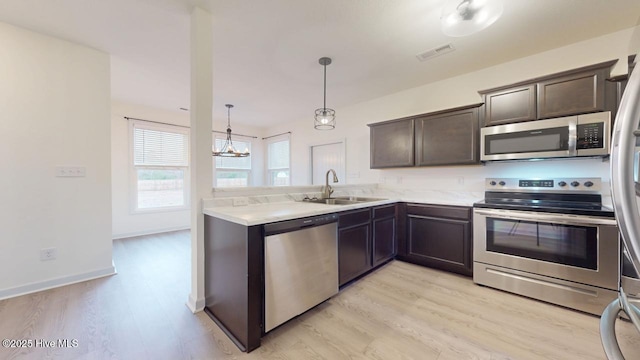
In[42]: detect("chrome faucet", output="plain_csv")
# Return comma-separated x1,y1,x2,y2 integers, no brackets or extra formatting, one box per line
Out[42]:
322,169,339,199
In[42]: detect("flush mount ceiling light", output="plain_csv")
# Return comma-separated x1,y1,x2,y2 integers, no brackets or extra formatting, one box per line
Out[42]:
212,104,249,157
314,57,336,130
441,0,504,37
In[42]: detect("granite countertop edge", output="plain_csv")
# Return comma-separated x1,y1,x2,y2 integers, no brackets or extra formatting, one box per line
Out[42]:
203,196,479,226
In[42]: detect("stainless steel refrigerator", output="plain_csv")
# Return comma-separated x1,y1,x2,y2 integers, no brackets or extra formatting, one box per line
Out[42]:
601,31,640,359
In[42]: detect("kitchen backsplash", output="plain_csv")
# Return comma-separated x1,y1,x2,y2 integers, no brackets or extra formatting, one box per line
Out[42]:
204,156,613,210
203,183,483,209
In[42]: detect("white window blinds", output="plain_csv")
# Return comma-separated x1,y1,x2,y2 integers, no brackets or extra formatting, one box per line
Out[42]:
268,139,290,170
266,134,290,186
134,124,189,167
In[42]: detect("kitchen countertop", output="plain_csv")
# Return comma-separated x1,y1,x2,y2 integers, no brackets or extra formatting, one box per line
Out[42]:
203,198,398,226
203,191,481,226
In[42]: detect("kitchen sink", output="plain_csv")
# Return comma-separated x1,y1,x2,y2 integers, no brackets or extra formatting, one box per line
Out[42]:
299,196,386,205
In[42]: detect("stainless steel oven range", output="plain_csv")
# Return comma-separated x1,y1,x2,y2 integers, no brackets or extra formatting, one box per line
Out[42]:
473,177,619,315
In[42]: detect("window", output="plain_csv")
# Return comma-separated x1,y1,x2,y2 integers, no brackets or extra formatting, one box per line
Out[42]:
267,135,290,186
214,137,252,187
131,121,189,211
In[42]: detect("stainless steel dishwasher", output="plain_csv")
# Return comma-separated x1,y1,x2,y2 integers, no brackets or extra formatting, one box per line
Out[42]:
263,213,339,332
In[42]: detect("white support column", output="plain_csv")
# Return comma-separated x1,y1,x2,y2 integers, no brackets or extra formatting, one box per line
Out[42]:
187,7,213,313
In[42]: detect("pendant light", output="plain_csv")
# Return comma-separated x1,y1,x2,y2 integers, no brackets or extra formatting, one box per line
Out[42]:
441,0,504,37
212,104,249,157
314,57,336,130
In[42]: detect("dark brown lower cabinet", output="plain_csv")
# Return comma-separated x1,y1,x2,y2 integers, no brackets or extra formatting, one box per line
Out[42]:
338,210,371,286
338,205,397,286
399,203,472,276
203,215,262,352
372,205,396,267
202,202,469,353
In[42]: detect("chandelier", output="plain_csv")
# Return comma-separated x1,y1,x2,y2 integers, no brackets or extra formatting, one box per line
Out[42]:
314,57,336,130
212,104,249,157
441,0,504,37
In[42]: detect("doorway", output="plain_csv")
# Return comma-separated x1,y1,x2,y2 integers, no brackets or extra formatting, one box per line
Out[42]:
310,140,345,185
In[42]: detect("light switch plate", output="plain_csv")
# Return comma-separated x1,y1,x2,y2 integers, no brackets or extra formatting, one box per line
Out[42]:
40,247,57,261
232,198,249,206
56,166,86,177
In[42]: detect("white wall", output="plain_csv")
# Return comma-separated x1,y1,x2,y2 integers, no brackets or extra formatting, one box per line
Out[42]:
111,100,266,238
0,22,114,299
265,26,638,190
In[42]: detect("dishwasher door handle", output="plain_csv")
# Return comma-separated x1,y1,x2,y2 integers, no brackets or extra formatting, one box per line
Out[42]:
263,213,338,236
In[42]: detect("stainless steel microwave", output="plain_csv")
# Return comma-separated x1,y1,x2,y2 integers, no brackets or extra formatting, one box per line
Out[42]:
480,111,611,161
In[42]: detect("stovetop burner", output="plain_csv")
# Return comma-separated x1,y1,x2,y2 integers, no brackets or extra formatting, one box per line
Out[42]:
473,177,614,218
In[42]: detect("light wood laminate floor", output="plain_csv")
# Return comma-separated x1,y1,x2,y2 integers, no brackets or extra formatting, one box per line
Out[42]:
1,230,639,359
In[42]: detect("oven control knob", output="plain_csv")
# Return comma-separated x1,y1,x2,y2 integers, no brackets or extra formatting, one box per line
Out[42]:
570,181,580,187
489,181,497,186
498,181,506,186
584,181,594,187
558,181,567,187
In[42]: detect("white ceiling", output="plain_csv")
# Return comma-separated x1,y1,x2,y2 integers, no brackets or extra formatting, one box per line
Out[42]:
1,0,639,128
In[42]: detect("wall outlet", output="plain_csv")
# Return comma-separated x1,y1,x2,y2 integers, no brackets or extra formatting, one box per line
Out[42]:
55,166,86,177
232,198,249,207
40,247,57,261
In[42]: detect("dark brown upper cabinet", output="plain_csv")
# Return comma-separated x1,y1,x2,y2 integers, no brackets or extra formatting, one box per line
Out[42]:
414,104,481,166
479,59,618,127
368,118,414,168
537,67,608,119
607,55,637,120
482,84,536,126
369,103,481,169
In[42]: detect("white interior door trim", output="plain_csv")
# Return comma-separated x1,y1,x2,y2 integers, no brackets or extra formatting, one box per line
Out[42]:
309,138,346,186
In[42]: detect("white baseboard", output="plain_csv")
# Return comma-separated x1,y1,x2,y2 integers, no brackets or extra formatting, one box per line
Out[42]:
186,293,205,313
0,265,117,301
112,226,190,240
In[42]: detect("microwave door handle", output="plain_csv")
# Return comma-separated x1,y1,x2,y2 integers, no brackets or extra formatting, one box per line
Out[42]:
568,118,577,156
474,208,617,226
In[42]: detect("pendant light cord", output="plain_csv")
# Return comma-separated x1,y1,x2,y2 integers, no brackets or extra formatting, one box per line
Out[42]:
323,63,327,110
313,57,335,130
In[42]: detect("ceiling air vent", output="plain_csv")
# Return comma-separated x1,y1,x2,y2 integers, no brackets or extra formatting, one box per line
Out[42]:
416,44,455,62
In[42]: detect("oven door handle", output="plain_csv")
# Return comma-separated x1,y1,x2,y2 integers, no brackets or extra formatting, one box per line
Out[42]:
474,208,618,226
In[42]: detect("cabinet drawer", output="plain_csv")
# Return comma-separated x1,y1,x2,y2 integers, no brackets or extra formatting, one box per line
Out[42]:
373,204,395,219
406,204,470,221
339,209,371,228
